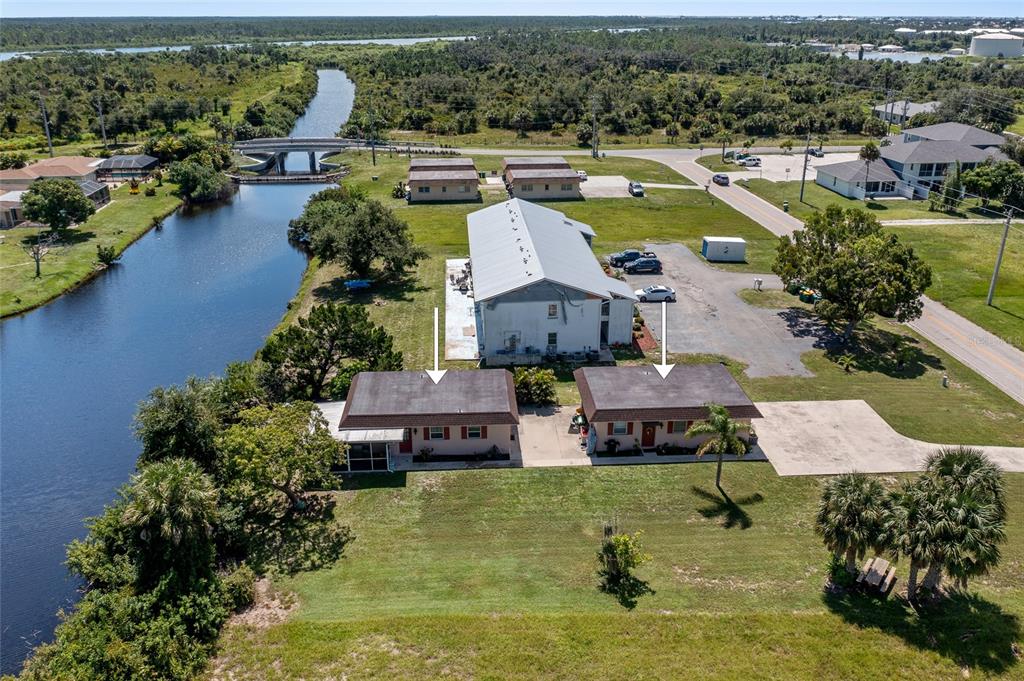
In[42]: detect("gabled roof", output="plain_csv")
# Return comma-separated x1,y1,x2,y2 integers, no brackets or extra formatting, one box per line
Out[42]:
0,156,101,181
507,168,581,181
871,100,939,117
900,122,1005,147
408,169,479,182
574,364,762,423
502,156,570,168
816,159,900,183
467,198,633,303
409,157,476,169
339,370,518,428
881,140,1003,165
98,154,159,170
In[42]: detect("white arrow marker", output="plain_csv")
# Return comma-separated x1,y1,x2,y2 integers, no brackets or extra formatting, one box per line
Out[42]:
653,300,674,378
426,306,447,384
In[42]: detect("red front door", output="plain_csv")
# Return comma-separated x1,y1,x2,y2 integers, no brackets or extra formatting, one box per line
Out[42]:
399,429,413,453
641,425,656,448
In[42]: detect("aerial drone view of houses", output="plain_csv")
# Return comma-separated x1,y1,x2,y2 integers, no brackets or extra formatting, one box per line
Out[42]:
1,11,1024,681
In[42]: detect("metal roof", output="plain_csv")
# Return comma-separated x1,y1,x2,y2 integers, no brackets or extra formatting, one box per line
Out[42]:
880,140,1002,165
507,168,581,181
871,100,939,117
816,159,900,183
408,169,479,182
901,122,1006,147
409,157,476,168
339,370,518,428
467,198,634,303
502,156,570,167
98,154,159,170
575,364,762,423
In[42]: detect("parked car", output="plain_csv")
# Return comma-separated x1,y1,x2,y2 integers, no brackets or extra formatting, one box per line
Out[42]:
624,257,663,274
738,157,761,167
628,181,645,197
608,249,656,267
577,170,588,181
808,148,825,158
634,285,676,302
712,173,730,186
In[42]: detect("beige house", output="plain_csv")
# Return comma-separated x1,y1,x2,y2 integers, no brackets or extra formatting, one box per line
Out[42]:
506,168,582,200
335,369,519,470
574,364,762,454
501,156,571,183
0,156,103,192
407,157,480,203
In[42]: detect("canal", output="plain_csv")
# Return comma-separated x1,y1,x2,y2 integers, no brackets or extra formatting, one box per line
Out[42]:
0,69,354,674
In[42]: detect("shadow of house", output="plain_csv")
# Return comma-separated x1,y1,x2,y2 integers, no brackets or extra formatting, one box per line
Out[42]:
824,591,1021,676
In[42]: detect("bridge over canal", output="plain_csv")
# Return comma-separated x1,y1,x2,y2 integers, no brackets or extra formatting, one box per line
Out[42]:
233,137,432,174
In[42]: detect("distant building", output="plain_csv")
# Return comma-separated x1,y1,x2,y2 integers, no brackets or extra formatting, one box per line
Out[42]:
0,180,109,228
506,168,582,200
501,156,571,182
872,100,940,126
948,48,967,56
0,156,103,192
878,44,905,53
467,198,635,364
815,159,903,199
969,33,1024,58
407,157,480,203
96,154,159,181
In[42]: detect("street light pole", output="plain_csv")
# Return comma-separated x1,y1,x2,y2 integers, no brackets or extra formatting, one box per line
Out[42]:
986,209,1013,306
799,131,811,203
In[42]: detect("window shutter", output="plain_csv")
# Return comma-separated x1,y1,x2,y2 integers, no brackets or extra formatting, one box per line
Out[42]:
443,427,450,440
481,426,488,439
667,421,674,434
424,427,430,441
461,426,468,440
627,422,634,435
607,423,613,435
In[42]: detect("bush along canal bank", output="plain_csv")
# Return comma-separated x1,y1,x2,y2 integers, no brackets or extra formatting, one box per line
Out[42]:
0,69,356,676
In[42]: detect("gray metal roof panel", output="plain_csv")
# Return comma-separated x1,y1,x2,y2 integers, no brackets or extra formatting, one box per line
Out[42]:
815,159,900,183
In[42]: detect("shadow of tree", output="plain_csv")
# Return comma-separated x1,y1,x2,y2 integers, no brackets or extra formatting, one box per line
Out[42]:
312,269,427,305
824,591,1021,676
690,485,764,530
19,229,97,247
824,325,944,379
599,573,655,609
777,308,842,351
335,471,408,490
238,493,353,577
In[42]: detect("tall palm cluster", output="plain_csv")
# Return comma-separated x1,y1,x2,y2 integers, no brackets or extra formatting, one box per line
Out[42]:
815,446,1007,602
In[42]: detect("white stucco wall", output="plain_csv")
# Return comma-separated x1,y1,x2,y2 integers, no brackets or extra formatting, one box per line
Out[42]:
594,419,753,451
606,298,635,346
413,424,516,455
511,180,582,200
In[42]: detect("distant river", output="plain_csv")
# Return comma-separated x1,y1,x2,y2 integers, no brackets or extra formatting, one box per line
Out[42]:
0,69,355,675
0,35,471,61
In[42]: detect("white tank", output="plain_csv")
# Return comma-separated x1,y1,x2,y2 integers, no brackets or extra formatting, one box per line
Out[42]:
969,33,1024,58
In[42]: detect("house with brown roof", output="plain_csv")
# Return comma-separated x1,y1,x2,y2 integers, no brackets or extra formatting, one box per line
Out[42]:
501,156,581,200
334,369,519,470
573,364,762,454
407,157,480,203
0,156,103,192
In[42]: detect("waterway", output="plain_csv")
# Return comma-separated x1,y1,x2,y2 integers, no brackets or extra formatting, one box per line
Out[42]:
0,35,471,61
0,69,355,675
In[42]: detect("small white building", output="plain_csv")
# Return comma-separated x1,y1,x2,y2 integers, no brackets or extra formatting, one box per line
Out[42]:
468,198,635,364
872,100,939,126
815,159,904,200
969,33,1024,58
701,237,746,263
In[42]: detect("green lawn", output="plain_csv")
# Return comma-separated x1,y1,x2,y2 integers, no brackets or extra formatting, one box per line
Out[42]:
211,466,1024,680
0,182,182,317
697,154,741,172
738,178,994,223
887,223,1024,351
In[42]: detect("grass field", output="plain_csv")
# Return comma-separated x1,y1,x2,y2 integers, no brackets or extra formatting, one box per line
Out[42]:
887,223,1024,351
211,465,1024,680
0,182,182,317
737,178,993,223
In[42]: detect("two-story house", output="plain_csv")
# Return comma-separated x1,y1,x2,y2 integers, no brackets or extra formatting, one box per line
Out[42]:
468,199,635,365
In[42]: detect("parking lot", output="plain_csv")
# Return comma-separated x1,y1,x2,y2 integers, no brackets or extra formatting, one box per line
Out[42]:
722,152,860,183
622,243,839,377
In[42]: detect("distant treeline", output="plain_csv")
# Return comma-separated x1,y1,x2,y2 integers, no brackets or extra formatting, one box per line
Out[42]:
3,15,1020,50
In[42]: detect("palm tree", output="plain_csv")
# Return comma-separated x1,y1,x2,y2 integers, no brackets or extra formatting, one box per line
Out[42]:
716,131,735,161
925,446,1006,521
929,488,1005,592
122,458,219,588
858,141,881,199
816,133,828,151
816,473,888,575
884,478,936,601
685,403,748,492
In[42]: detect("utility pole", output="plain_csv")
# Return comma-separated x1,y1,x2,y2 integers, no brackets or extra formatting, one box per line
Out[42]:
38,94,53,157
798,131,811,203
986,209,1013,306
95,95,108,149
590,96,599,159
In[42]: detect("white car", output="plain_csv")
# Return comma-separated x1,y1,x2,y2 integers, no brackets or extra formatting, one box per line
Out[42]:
634,285,676,302
577,170,588,181
738,157,761,167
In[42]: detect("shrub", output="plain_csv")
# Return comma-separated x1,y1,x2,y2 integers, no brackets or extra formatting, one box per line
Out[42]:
513,367,556,406
144,186,157,196
221,564,257,612
96,244,120,266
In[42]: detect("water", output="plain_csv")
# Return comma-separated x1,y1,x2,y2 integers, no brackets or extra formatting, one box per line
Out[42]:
0,69,355,675
0,36,471,61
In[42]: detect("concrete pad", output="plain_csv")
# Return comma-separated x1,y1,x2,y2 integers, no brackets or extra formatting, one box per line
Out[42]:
580,175,632,198
756,400,1024,476
724,152,861,183
518,406,591,466
444,258,479,361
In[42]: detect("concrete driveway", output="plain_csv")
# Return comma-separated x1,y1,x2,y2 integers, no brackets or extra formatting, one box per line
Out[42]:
723,152,860,183
756,400,1024,476
580,175,632,198
624,243,836,377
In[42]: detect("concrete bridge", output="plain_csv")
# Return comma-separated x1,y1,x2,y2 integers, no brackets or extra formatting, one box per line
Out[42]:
233,137,433,174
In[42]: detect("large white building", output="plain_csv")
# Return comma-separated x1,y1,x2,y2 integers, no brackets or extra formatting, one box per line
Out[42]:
969,33,1024,58
467,199,635,364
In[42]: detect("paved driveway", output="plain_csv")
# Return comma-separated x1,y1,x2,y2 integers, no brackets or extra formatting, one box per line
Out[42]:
580,175,632,198
624,243,835,377
722,152,860,183
757,400,1024,476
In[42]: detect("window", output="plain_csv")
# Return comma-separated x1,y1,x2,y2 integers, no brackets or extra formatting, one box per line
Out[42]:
866,182,880,193
418,186,430,193
428,426,445,440
547,303,558,318
560,183,573,191
547,332,557,347
523,184,534,192
671,421,688,434
612,421,628,435
880,182,895,193
441,185,447,193
467,426,482,439
601,301,610,316
458,184,469,193
919,163,936,177
544,184,550,191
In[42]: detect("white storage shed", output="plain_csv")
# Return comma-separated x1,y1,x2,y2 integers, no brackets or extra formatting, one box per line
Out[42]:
701,237,747,263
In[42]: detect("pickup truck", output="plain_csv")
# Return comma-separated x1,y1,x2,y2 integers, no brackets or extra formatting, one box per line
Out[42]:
608,249,656,268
